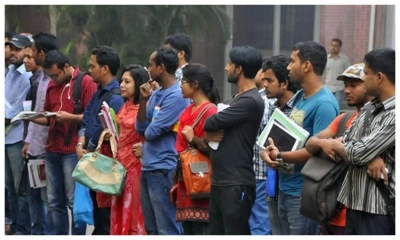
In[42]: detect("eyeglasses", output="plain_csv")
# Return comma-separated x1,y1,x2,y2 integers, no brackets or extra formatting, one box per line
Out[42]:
47,70,64,80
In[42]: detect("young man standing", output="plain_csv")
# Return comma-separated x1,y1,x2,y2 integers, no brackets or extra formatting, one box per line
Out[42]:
261,55,299,235
76,46,125,235
261,41,339,235
204,45,265,235
164,33,192,83
31,50,97,235
5,34,33,235
323,38,351,107
321,48,395,235
306,63,372,235
136,47,189,235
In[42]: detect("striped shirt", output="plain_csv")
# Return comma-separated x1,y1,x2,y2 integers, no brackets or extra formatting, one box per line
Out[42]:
337,96,395,215
253,89,275,180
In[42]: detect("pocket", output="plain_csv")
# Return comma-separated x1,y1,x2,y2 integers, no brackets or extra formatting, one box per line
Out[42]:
231,185,245,202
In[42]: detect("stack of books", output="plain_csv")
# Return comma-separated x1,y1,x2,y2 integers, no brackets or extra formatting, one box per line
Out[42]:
98,101,119,143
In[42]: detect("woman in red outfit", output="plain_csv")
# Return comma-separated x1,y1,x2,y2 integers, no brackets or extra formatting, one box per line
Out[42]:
104,64,149,235
175,63,220,235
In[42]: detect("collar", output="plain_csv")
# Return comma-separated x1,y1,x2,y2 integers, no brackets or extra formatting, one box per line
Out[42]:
371,96,395,111
97,78,119,92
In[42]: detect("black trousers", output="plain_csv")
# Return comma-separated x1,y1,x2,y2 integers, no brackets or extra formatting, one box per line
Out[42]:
207,185,255,235
89,189,111,235
345,209,394,235
182,221,208,235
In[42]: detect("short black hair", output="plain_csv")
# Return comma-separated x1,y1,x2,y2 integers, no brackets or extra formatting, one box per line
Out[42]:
229,45,262,79
120,64,149,104
43,50,70,70
32,32,59,54
5,31,14,40
364,48,395,85
154,47,179,75
164,33,192,62
263,55,298,94
91,46,120,76
293,41,327,76
331,38,343,47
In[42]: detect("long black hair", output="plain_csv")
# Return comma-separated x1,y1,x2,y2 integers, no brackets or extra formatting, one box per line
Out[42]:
119,64,149,104
182,63,220,104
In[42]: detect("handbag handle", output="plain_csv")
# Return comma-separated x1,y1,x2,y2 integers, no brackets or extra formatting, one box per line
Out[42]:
95,130,118,160
191,103,216,129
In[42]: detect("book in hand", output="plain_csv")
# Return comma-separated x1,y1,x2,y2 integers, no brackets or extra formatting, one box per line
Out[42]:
208,103,230,150
27,159,46,188
257,108,310,152
11,111,57,123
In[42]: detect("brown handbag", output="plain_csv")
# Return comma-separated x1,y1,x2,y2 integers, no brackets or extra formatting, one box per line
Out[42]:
179,103,215,199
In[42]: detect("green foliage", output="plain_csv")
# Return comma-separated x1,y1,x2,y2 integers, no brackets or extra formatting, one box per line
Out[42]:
6,5,231,76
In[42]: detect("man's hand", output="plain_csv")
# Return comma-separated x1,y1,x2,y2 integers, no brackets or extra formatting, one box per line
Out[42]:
260,138,279,169
181,126,194,143
319,138,337,160
55,111,71,123
76,145,87,160
367,156,388,184
204,130,224,143
21,142,30,159
139,83,153,100
132,143,143,158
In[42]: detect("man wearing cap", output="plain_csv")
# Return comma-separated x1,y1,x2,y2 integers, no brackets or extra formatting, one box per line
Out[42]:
5,34,33,235
305,63,373,235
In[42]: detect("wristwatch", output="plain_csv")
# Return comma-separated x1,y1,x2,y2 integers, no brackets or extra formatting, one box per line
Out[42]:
75,143,83,149
276,152,283,164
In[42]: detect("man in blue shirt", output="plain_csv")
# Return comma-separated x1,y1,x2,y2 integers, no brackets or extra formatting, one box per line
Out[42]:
261,41,339,235
5,34,33,235
136,47,189,235
77,46,125,235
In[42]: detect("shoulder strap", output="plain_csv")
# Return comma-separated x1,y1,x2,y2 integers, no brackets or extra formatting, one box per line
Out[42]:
97,88,121,113
336,111,355,137
376,180,394,207
191,103,216,129
64,71,86,146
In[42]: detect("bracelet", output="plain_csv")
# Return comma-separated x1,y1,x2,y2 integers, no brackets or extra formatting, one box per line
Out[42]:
75,143,83,149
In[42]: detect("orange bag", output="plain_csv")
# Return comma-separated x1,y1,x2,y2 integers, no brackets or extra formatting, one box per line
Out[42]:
179,104,215,199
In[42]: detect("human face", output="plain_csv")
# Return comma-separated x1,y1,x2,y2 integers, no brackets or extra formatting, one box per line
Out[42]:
120,71,135,101
31,42,44,66
180,77,195,99
225,59,239,84
343,79,367,107
362,64,379,97
44,64,66,85
23,47,39,72
287,50,302,82
330,41,341,55
263,69,285,99
89,54,103,83
9,44,25,66
148,52,161,83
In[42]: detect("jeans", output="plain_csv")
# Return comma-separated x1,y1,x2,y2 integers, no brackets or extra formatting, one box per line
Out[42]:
208,185,256,235
267,197,284,235
140,169,182,235
333,90,345,108
5,188,12,225
5,141,31,234
90,189,110,235
45,152,86,235
26,155,54,235
278,191,319,235
249,180,271,235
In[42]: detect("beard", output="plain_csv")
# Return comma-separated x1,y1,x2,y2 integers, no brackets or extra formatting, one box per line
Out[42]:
227,75,239,84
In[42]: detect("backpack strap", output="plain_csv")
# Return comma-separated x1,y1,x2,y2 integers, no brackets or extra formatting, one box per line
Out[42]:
191,103,216,129
336,111,355,137
97,88,121,113
64,71,85,146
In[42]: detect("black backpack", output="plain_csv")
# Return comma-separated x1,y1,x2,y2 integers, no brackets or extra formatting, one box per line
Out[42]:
299,111,354,224
63,72,121,146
